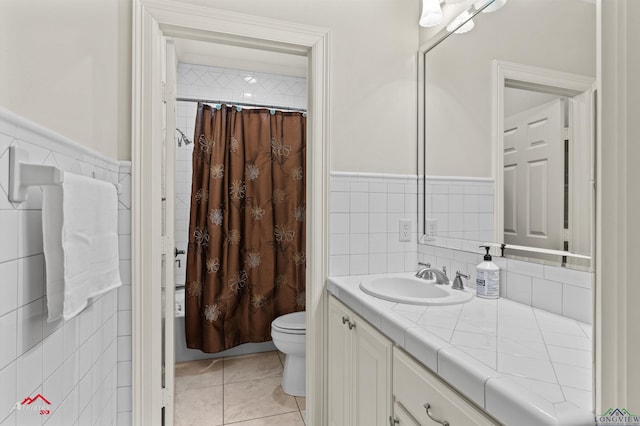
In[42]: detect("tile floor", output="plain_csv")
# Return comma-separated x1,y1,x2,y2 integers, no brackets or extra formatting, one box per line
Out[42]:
174,351,306,426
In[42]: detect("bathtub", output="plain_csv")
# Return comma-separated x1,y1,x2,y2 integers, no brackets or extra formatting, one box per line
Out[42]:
174,287,276,362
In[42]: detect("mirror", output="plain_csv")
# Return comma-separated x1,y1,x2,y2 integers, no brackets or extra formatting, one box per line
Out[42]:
419,0,595,269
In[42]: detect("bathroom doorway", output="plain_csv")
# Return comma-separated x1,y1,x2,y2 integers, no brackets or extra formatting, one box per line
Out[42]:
171,46,309,424
132,3,330,425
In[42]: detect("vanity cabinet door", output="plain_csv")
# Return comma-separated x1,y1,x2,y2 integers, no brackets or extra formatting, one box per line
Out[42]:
391,401,420,426
353,310,392,426
328,296,392,426
328,296,354,426
393,348,499,426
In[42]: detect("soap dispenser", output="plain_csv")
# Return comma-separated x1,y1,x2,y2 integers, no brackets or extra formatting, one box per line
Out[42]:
476,245,499,299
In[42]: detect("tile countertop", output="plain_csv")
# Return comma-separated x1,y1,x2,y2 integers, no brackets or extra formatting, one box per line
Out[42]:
327,273,594,426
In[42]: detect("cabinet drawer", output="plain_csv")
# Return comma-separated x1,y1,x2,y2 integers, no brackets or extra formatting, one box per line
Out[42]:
393,349,498,426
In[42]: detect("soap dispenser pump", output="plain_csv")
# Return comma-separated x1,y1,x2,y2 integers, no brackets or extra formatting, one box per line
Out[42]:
476,245,499,299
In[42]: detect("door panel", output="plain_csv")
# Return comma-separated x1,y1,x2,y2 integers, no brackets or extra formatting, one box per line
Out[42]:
504,98,564,250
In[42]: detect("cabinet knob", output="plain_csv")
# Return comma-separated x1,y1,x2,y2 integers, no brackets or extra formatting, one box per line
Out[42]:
389,416,400,425
348,321,356,330
424,403,449,426
342,316,349,324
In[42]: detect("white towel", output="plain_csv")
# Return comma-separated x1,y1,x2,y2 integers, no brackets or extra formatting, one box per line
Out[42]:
42,172,122,322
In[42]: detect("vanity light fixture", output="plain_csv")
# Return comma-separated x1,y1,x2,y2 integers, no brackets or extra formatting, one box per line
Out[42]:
446,10,475,33
419,0,443,27
475,0,507,13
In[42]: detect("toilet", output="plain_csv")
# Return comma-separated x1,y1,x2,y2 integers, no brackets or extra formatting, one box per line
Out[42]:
271,311,306,397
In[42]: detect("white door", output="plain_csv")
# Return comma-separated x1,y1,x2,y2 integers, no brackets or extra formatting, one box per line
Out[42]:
503,98,565,250
353,315,392,426
160,39,177,425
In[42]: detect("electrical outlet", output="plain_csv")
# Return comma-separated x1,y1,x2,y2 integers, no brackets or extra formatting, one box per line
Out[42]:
399,219,411,242
425,218,437,240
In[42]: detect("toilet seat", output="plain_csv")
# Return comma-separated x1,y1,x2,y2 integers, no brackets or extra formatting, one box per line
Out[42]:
272,311,306,335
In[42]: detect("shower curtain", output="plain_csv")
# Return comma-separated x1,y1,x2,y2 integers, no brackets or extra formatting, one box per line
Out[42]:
185,103,306,353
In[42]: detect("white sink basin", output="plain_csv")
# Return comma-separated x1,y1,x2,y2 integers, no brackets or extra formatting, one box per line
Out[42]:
359,275,474,306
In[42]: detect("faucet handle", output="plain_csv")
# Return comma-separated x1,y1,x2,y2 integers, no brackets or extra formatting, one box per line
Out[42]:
418,262,431,268
452,271,469,290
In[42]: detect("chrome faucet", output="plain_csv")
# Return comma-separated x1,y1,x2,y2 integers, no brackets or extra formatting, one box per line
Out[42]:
416,263,450,285
415,262,433,280
452,271,469,290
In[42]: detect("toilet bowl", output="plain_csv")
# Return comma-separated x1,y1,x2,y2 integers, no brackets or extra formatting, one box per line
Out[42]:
271,311,306,397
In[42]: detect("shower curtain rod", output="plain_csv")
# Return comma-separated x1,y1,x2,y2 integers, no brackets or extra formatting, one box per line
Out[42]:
176,97,307,113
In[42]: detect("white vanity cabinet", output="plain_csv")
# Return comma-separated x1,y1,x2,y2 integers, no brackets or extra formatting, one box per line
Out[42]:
328,296,392,426
392,349,498,426
390,402,421,426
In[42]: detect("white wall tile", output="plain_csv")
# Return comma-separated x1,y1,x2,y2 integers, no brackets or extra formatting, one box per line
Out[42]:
43,365,64,419
0,260,18,317
17,299,43,355
42,326,65,380
329,255,349,276
562,285,592,324
329,192,349,213
17,211,43,258
506,272,532,305
507,259,544,278
329,234,349,256
369,213,387,233
544,265,591,289
369,193,387,213
0,311,17,370
329,213,349,234
387,193,405,213
0,210,18,263
349,255,368,275
368,254,387,274
350,192,369,213
17,342,43,398
387,253,405,273
0,361,17,423
349,213,368,234
349,234,368,255
532,278,563,315
18,254,45,307
368,234,387,254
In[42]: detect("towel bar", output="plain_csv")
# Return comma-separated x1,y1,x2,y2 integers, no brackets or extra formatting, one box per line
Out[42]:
8,146,122,203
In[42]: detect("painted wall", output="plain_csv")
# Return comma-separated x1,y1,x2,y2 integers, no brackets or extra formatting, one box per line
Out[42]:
0,0,131,161
0,0,418,172
168,0,420,175
422,0,596,177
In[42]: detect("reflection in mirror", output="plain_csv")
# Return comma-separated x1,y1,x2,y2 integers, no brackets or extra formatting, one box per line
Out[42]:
419,0,595,270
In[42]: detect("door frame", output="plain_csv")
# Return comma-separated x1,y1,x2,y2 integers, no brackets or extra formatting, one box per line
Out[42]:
132,1,330,424
492,60,595,253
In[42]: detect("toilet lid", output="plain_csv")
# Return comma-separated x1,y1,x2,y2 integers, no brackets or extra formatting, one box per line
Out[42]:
272,311,306,332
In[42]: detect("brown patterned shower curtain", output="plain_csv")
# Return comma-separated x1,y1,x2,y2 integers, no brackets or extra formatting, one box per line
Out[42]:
185,104,306,353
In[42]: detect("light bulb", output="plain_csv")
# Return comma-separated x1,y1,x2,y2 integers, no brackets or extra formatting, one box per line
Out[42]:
419,0,443,28
446,10,475,34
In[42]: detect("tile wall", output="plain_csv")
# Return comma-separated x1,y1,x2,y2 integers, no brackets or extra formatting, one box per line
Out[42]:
116,163,132,425
328,172,419,276
0,109,123,425
328,171,591,324
424,177,494,242
174,63,307,286
417,244,592,324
